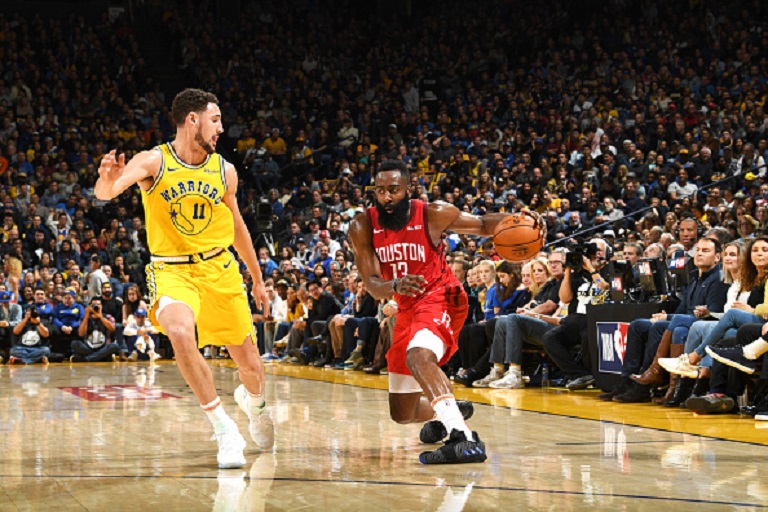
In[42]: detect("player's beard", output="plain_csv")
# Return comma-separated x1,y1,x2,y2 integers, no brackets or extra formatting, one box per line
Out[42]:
195,126,215,154
376,197,411,231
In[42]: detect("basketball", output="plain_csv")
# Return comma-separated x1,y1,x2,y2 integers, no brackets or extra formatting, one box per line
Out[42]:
493,211,546,262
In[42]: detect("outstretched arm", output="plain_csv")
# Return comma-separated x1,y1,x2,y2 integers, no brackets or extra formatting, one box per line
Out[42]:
94,149,159,200
349,213,424,301
427,201,509,238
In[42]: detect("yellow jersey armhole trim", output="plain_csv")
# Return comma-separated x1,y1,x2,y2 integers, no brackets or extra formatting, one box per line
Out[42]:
145,146,165,194
219,154,227,193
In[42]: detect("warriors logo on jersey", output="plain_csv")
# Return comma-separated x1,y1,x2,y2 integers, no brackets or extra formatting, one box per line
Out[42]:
142,143,234,255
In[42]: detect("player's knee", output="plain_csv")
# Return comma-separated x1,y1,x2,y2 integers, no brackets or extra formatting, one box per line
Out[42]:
165,324,196,349
238,355,264,375
405,348,432,377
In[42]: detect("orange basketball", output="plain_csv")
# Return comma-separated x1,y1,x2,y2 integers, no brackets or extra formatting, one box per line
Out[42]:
493,211,546,262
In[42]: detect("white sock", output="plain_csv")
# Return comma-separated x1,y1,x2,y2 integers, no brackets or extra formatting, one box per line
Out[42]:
493,363,505,373
508,363,521,373
743,338,768,360
245,389,266,416
432,395,474,442
201,397,236,433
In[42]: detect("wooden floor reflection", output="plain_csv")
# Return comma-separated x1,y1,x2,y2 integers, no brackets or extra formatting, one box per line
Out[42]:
1,361,767,511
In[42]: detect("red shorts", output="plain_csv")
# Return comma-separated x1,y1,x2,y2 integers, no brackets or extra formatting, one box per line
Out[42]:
387,283,468,376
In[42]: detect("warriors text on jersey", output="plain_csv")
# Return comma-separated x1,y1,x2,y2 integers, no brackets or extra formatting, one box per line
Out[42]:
367,200,458,306
142,143,234,256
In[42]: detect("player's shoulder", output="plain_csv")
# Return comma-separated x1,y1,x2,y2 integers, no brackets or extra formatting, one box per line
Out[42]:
217,152,234,169
348,208,371,237
426,200,461,224
425,200,456,213
132,148,164,169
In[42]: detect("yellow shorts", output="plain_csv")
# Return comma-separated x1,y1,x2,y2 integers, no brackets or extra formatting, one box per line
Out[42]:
146,250,256,348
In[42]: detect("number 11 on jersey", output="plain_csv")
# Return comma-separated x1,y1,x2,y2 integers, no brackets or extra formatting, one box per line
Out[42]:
390,262,408,278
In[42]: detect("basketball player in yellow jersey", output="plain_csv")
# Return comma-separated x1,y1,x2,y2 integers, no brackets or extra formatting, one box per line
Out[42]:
95,89,273,469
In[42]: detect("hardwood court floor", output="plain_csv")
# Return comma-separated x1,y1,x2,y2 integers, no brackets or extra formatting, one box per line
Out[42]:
1,360,767,511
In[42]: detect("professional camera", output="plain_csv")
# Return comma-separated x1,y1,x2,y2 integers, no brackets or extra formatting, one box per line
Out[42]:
92,304,100,313
566,251,585,269
29,307,39,319
567,242,604,269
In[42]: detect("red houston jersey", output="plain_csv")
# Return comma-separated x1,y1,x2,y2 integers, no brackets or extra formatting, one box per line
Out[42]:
367,200,458,307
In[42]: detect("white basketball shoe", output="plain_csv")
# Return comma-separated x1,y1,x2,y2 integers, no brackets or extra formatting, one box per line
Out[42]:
211,430,246,469
234,384,275,450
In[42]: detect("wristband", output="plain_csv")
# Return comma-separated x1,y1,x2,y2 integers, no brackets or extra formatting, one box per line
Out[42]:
392,278,400,293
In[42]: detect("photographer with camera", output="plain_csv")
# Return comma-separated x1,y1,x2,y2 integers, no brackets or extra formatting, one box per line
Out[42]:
542,239,611,390
69,297,119,363
9,294,50,365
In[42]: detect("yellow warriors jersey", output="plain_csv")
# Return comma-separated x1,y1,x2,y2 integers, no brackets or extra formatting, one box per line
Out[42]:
142,143,234,256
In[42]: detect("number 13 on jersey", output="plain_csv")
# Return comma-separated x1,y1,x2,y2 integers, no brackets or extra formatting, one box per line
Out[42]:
390,262,408,278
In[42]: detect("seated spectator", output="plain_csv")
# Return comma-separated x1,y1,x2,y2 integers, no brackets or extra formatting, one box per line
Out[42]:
123,308,160,361
474,254,565,389
0,290,23,362
288,279,340,364
337,280,378,370
52,287,84,356
321,273,359,366
9,293,50,365
611,238,728,403
684,324,760,415
70,296,118,363
658,240,758,404
122,284,148,320
102,264,124,299
543,239,610,390
364,299,397,375
255,281,286,358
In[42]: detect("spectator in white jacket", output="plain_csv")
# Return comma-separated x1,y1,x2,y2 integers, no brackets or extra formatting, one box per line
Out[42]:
123,307,160,361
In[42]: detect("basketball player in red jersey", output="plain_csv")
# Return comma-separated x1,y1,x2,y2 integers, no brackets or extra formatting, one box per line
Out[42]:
350,160,515,464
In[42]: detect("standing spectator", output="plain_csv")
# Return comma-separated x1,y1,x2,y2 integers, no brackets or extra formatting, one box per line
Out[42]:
86,255,109,301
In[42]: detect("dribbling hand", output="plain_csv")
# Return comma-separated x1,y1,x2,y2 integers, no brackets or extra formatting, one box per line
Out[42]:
252,281,270,318
394,274,426,297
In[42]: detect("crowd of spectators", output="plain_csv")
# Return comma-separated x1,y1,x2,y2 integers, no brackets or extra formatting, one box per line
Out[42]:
0,0,768,417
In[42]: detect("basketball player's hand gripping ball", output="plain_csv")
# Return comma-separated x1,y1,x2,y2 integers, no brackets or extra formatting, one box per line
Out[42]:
493,210,546,262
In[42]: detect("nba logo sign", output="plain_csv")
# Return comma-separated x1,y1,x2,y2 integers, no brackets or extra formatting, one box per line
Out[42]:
596,322,629,374
611,277,623,292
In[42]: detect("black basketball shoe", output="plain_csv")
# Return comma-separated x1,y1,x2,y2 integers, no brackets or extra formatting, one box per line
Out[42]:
419,401,475,444
419,430,487,464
